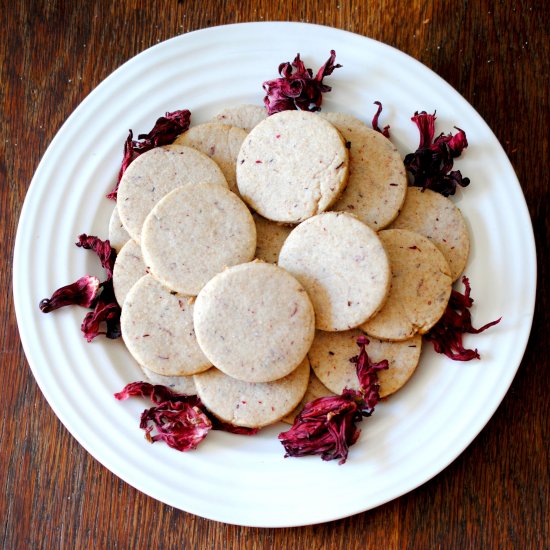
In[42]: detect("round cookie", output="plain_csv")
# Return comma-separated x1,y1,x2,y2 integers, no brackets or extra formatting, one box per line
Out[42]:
213,104,268,132
236,110,349,223
108,206,130,252
193,261,315,383
175,122,248,194
281,368,335,425
121,274,212,376
112,239,147,306
361,229,453,340
321,112,407,230
141,183,256,296
140,366,198,396
308,328,422,398
193,357,310,428
116,144,227,243
389,186,470,281
252,213,292,264
278,212,391,331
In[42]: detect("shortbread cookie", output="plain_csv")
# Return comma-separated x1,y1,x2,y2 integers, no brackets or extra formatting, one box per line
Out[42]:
361,229,452,340
175,122,248,194
108,206,130,252
213,104,267,132
193,357,310,428
308,328,422,398
193,261,315,383
112,239,147,306
281,369,335,425
278,212,391,331
253,213,292,264
389,187,469,281
121,274,211,376
116,144,227,243
141,366,198,396
321,112,407,230
236,110,349,223
141,183,256,295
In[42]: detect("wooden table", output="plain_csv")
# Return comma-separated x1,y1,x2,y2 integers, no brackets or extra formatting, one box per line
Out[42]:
2,1,548,548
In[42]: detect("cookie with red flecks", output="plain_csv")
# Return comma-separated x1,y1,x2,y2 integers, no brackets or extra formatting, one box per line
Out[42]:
389,186,470,281
141,182,256,296
237,110,349,223
361,229,452,340
321,112,407,231
175,122,248,195
121,274,212,377
278,212,391,331
193,261,315,383
194,358,310,428
117,144,228,243
112,239,147,306
213,104,268,133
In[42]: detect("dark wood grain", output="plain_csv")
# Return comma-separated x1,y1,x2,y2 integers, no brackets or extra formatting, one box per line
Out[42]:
1,1,548,548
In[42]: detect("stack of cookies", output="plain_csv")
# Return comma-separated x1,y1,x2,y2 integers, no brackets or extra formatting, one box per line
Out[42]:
110,107,470,429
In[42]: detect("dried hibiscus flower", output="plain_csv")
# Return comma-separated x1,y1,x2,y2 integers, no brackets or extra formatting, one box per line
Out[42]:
76,233,117,278
278,390,364,464
278,336,388,464
115,381,201,405
115,381,257,452
106,109,191,200
372,101,391,138
134,109,191,149
404,110,470,196
139,402,212,451
425,276,501,361
81,280,121,342
39,275,100,313
39,234,121,342
351,335,389,413
262,50,341,115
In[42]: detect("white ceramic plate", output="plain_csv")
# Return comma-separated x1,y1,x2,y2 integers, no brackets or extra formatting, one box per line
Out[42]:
13,22,536,527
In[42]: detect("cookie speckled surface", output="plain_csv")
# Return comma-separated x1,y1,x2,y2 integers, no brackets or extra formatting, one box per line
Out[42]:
116,144,227,243
389,187,470,281
236,110,349,223
361,229,453,340
112,239,147,306
141,366,198,396
321,112,407,230
108,206,130,252
141,182,256,296
194,358,310,428
253,213,292,264
308,328,422,398
193,261,315,383
278,212,391,331
213,104,267,133
175,122,248,194
121,274,212,376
